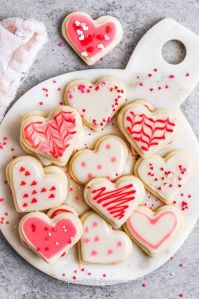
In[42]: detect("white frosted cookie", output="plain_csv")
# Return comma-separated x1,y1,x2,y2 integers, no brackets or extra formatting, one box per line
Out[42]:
69,135,128,184
117,101,179,157
62,12,123,65
124,205,184,257
134,150,195,204
6,156,68,212
84,175,145,228
79,212,133,264
64,77,127,131
20,106,83,166
19,208,82,263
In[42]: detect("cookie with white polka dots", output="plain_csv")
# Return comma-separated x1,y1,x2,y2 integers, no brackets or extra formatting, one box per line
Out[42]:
64,77,127,131
84,175,145,228
19,207,82,263
62,12,123,65
69,135,128,184
79,212,133,264
134,150,195,204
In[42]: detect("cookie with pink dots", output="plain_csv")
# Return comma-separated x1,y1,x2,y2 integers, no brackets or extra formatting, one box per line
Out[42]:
79,212,133,264
6,156,68,212
84,175,145,228
124,205,184,256
62,12,123,65
117,101,179,157
69,135,128,185
134,150,195,204
19,206,83,263
20,106,83,166
64,77,127,131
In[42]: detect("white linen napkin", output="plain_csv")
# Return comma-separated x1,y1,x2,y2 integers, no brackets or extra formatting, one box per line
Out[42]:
0,17,48,121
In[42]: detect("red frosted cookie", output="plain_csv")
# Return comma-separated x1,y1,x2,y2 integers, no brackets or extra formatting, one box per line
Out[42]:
19,206,82,263
62,12,123,65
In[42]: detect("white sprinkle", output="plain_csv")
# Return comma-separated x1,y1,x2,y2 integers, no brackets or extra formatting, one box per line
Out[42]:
170,272,175,277
64,229,68,233
62,225,66,229
76,29,83,35
55,241,59,246
79,34,85,41
75,20,80,26
82,25,89,31
48,232,52,237
81,51,88,57
104,34,110,41
97,43,104,49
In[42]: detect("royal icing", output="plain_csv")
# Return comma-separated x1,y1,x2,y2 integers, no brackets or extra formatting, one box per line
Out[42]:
135,151,194,203
84,175,145,228
62,12,123,65
6,156,68,212
118,101,178,157
125,205,184,256
65,78,126,131
21,106,82,165
80,212,133,264
70,135,128,184
19,210,82,263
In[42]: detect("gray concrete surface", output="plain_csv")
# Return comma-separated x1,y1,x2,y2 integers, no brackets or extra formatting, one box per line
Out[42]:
0,0,199,298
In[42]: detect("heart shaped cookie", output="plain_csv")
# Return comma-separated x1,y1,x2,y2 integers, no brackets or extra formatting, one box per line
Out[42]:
6,156,68,212
84,175,145,228
20,106,83,166
124,205,184,256
79,212,133,264
134,150,195,204
65,77,127,131
69,135,128,184
19,208,82,263
62,12,123,65
118,101,178,157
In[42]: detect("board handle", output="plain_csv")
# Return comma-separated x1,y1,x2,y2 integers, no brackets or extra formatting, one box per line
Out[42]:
126,18,199,105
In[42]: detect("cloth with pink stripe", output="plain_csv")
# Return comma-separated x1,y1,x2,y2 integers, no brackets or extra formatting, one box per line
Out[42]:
0,17,48,121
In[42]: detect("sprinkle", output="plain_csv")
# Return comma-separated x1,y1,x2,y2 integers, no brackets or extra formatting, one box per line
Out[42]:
81,51,88,57
75,20,80,26
76,29,83,35
55,241,59,246
169,74,175,79
97,43,104,49
79,34,84,41
104,34,110,40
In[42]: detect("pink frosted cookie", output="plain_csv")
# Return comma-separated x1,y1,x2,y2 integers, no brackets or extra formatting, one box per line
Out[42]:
6,156,68,212
64,77,127,131
124,205,184,256
62,12,123,65
134,150,195,204
69,135,128,184
19,206,82,263
117,101,179,157
20,106,83,166
79,212,133,264
84,175,145,228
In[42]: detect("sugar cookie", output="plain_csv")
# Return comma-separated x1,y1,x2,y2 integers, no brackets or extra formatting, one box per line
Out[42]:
62,12,123,65
134,150,195,204
19,207,82,263
84,175,145,228
79,212,132,264
117,101,178,157
69,135,128,184
6,156,68,212
65,77,127,131
124,205,184,256
20,106,83,166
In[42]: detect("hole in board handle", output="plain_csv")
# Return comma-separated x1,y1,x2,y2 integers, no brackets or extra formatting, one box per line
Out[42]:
162,40,186,65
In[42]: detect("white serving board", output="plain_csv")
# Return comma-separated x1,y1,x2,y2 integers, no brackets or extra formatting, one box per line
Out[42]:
0,18,199,285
